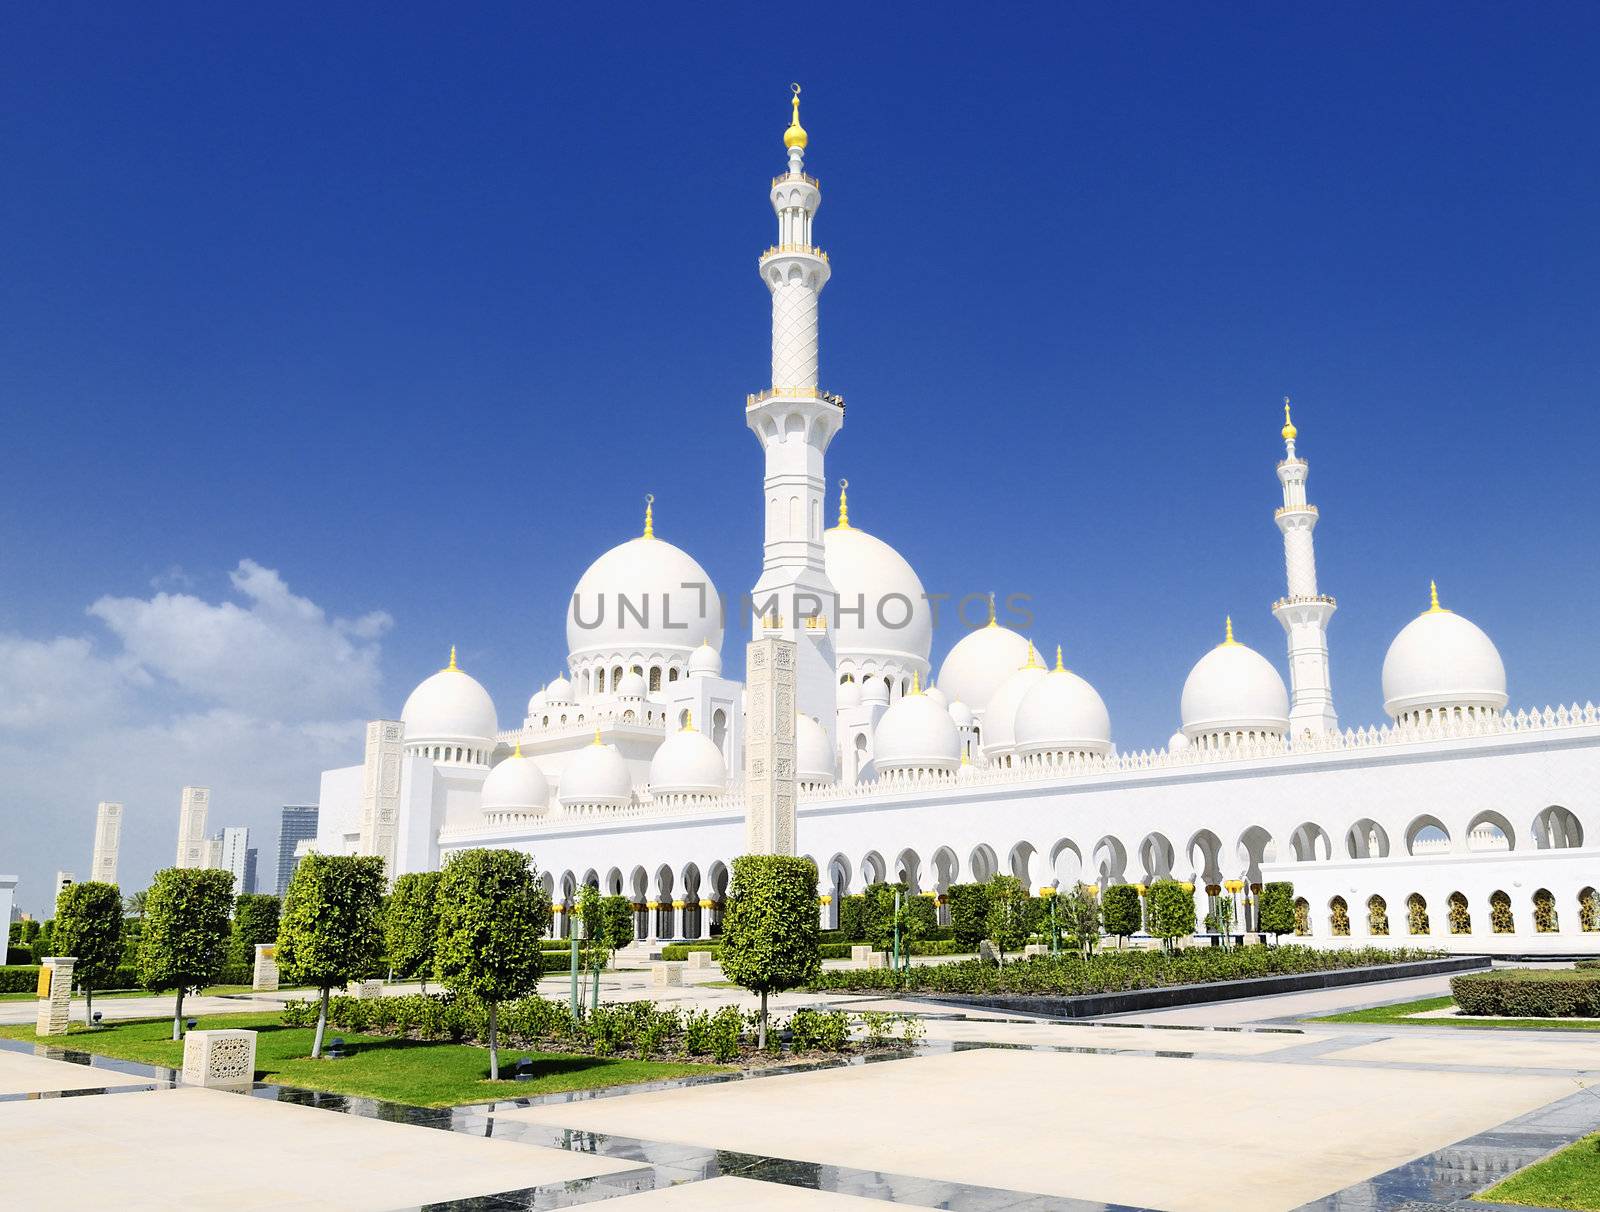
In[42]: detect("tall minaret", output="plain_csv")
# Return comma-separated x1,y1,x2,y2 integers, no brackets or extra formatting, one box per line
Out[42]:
746,84,841,745
1271,399,1338,738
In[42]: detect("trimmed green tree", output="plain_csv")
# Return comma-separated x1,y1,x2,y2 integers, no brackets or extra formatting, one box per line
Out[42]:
137,868,235,1039
276,854,385,1058
384,871,441,991
434,849,551,1079
719,855,821,1048
598,894,636,962
1258,881,1295,943
983,875,1030,964
1058,883,1102,957
1146,879,1197,951
230,893,280,969
1101,883,1142,946
52,881,123,1026
946,882,992,948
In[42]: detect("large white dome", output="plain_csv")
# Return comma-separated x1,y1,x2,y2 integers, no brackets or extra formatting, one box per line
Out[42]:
401,650,498,742
938,621,1033,721
567,520,723,667
1381,585,1507,722
1180,622,1290,740
873,685,961,773
481,748,550,814
979,643,1048,760
559,737,633,808
823,504,932,680
796,714,837,785
648,721,727,798
1014,652,1113,758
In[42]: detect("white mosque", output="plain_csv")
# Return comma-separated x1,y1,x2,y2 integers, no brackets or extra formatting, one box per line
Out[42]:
312,88,1598,954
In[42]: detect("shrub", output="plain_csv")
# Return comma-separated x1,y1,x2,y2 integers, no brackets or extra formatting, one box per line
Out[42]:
6,945,33,965
384,872,441,989
1258,882,1295,941
719,855,821,1049
1146,880,1196,949
837,895,866,942
946,883,991,948
1451,970,1600,1018
137,867,235,1040
0,965,42,993
984,875,1031,962
230,893,281,969
1055,884,1102,957
1575,958,1600,971
1101,884,1141,943
788,1007,850,1052
707,1005,744,1062
276,854,385,1058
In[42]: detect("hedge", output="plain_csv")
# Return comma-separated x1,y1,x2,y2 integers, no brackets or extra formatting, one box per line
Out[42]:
0,963,252,994
1576,958,1600,971
1450,969,1600,1018
838,895,866,942
947,883,991,947
809,945,1443,995
6,946,32,966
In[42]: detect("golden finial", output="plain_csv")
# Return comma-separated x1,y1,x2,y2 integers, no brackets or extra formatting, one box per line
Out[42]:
1223,616,1238,646
513,739,524,758
592,726,602,746
784,82,808,150
444,645,459,672
911,669,922,695
986,592,997,628
1281,397,1297,442
642,493,655,539
1427,580,1447,614
1054,644,1065,672
683,710,695,732
1021,641,1042,670
836,478,850,529
960,744,970,767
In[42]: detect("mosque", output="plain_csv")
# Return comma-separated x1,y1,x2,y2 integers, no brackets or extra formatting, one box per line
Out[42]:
312,88,1598,954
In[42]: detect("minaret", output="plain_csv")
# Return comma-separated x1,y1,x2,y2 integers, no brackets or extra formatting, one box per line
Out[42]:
746,84,841,744
1270,400,1338,738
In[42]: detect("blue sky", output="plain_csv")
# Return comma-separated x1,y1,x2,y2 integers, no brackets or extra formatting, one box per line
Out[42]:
3,4,1598,911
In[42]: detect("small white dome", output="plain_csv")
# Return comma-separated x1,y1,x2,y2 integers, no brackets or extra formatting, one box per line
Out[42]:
1381,587,1507,721
979,644,1048,759
1013,654,1113,757
559,738,632,808
648,722,727,798
861,677,889,706
938,621,1032,720
613,670,647,698
545,674,574,706
873,689,961,772
567,524,723,668
527,688,547,715
796,715,837,784
1180,623,1290,740
688,641,723,678
824,516,933,678
481,749,550,814
922,684,948,710
401,651,498,742
948,699,973,728
836,678,862,709
1168,730,1190,753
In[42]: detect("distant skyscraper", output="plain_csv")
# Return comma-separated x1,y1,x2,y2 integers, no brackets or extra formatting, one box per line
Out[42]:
203,836,223,870
175,786,210,868
217,826,249,893
242,847,259,895
91,801,123,885
276,805,318,896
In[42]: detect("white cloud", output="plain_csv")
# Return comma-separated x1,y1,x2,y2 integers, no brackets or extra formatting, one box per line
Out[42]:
0,562,389,915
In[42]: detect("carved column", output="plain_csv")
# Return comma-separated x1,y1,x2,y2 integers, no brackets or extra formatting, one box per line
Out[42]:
744,636,798,856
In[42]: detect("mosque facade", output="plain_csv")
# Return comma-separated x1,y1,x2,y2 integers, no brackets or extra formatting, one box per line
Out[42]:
312,90,1599,954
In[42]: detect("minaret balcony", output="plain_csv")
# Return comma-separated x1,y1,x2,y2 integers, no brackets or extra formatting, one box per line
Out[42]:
746,385,845,413
1273,593,1338,610
760,243,829,263
771,172,820,189
1274,504,1319,519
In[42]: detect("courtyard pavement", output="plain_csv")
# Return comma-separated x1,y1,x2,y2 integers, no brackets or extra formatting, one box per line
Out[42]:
3,966,1598,1210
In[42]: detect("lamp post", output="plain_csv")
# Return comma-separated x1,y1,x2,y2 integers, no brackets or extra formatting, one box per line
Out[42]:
892,887,902,979
569,910,584,1022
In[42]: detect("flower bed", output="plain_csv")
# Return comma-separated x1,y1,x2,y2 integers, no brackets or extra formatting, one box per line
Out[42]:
1451,969,1600,1017
279,992,923,1063
806,945,1444,995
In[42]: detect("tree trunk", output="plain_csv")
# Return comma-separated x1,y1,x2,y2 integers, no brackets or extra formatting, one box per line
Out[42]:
758,990,768,1050
312,986,330,1058
85,985,94,1028
591,962,600,1012
172,987,185,1041
488,1001,499,1080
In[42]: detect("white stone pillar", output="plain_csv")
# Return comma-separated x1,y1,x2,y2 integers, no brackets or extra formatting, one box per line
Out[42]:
359,719,404,880
745,636,798,855
36,957,73,1036
697,899,714,940
252,943,279,993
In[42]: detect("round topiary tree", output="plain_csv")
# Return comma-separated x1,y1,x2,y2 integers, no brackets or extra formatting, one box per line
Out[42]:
1257,881,1295,943
1145,879,1196,951
230,893,281,970
384,871,441,992
137,868,236,1039
983,875,1030,964
1101,883,1141,946
51,881,123,1027
276,854,386,1058
719,854,821,1048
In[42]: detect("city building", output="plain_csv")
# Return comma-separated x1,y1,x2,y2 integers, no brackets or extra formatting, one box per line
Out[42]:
175,786,210,869
217,827,250,894
243,847,259,896
275,805,318,896
309,90,1598,953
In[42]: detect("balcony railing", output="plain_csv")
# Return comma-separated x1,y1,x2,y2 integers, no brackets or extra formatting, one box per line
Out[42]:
746,386,845,412
772,172,820,189
760,244,828,263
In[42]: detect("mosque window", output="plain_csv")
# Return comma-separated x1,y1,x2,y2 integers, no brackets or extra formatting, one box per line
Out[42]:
712,708,728,754
668,666,679,683
650,666,662,692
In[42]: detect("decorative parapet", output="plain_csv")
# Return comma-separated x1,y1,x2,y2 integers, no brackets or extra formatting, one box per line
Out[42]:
771,172,820,189
760,243,829,262
1273,593,1337,610
745,385,845,411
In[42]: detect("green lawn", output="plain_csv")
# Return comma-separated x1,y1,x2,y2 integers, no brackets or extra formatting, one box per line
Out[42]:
1309,995,1600,1031
1478,1132,1600,1208
0,1011,723,1107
